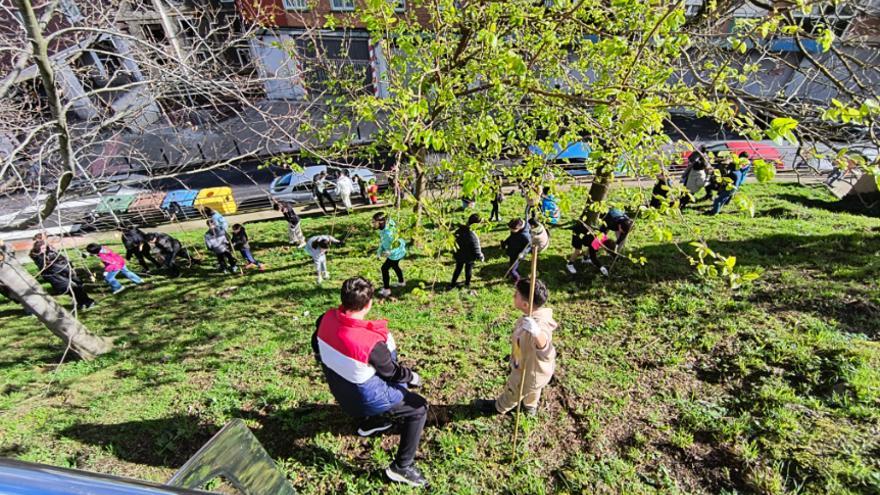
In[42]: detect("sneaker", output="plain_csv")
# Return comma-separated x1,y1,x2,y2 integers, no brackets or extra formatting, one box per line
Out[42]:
566,263,577,274
385,463,428,488
600,266,609,277
523,405,538,417
472,398,498,414
244,262,256,270
391,280,406,288
79,301,97,311
258,264,267,272
322,271,330,279
378,288,391,298
580,257,593,265
357,417,393,437
230,266,240,274
111,286,126,295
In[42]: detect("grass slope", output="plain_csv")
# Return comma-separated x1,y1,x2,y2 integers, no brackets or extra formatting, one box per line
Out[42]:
1,182,878,494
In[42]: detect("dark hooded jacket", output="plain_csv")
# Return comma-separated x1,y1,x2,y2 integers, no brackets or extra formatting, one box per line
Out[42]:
30,246,80,293
453,224,484,263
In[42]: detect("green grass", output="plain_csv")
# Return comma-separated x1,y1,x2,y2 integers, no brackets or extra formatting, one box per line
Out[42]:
1,182,879,494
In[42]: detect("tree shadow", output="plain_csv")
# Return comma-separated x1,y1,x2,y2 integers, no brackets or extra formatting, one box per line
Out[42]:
59,402,493,472
777,188,880,218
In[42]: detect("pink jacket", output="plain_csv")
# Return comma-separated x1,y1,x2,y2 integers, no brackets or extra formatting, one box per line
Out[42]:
98,247,126,272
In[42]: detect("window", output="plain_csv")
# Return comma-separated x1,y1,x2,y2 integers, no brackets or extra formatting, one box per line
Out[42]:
330,0,354,11
59,0,83,22
141,24,170,65
283,0,308,10
683,0,702,17
275,174,292,188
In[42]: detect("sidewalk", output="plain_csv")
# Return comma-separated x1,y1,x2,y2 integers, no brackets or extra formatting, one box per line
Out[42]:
4,201,386,257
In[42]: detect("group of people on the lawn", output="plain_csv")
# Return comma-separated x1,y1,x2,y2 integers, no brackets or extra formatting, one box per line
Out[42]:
20,194,614,489
651,145,754,215
16,154,757,488
311,169,380,215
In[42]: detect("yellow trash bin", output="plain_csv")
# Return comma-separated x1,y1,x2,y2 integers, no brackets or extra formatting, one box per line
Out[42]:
194,187,238,215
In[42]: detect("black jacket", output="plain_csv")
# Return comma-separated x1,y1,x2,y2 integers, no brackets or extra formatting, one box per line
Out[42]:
453,225,483,263
282,206,300,227
231,228,249,250
150,233,182,257
601,209,629,233
30,247,79,293
501,230,531,260
650,178,670,208
122,228,148,256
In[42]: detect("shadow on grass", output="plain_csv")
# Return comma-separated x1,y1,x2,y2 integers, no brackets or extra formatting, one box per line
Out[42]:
777,190,880,218
59,403,492,471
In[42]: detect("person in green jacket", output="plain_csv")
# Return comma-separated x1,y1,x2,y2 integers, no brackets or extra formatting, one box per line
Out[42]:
372,212,407,297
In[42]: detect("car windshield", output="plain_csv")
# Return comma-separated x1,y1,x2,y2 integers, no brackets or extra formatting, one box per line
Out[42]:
275,175,292,188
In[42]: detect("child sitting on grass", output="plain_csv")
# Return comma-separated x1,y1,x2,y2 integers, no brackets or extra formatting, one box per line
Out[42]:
85,243,143,295
204,219,238,275
305,234,343,284
231,223,266,271
474,278,557,416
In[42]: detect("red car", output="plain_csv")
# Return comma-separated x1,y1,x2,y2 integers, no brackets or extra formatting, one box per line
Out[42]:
678,141,785,170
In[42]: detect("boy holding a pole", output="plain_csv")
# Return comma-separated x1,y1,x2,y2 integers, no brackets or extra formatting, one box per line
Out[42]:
474,277,557,416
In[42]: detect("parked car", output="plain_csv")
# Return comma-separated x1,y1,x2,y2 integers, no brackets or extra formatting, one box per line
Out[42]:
528,142,630,177
678,141,785,170
268,165,376,205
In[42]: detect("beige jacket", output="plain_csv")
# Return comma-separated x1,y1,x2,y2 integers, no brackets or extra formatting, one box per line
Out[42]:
509,307,557,388
530,224,550,253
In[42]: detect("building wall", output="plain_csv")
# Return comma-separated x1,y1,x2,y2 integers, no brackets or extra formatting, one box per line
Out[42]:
239,0,431,29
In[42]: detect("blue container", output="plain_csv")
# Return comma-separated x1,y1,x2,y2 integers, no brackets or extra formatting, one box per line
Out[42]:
161,189,199,210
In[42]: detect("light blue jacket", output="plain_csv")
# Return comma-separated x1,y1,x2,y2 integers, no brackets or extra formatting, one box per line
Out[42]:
377,219,407,261
212,211,229,232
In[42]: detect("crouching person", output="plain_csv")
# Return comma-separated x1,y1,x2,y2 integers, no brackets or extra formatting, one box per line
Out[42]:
311,277,428,488
474,278,557,416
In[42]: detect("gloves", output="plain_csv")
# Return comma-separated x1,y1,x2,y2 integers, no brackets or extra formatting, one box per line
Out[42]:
521,317,541,337
600,266,609,277
409,371,422,387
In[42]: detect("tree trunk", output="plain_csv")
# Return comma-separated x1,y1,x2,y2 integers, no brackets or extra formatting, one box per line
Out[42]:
583,165,614,224
0,255,112,360
6,0,77,231
413,166,426,215
412,148,428,218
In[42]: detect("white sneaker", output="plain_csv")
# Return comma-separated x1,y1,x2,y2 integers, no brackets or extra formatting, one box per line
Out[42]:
378,288,391,297
600,266,609,277
391,280,406,288
566,263,577,274
111,286,126,295
322,271,330,279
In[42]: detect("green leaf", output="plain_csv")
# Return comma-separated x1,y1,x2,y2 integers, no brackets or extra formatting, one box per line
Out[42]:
753,159,776,182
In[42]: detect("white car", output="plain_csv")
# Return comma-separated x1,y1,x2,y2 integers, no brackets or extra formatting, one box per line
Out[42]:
268,165,376,205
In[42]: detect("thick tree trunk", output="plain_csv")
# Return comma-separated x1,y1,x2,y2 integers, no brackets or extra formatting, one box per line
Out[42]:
0,255,112,360
6,0,77,231
413,166,426,215
583,165,614,224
